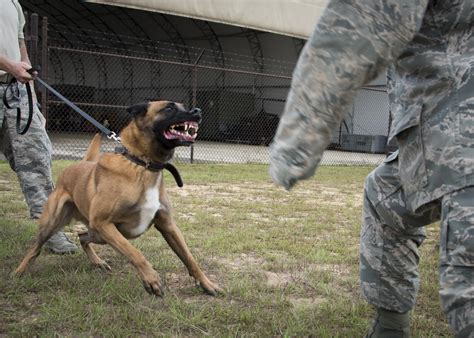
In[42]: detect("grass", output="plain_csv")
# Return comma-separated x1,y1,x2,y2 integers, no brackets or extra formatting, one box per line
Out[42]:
0,161,452,337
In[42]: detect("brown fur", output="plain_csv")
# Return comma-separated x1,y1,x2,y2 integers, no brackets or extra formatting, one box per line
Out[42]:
13,101,220,296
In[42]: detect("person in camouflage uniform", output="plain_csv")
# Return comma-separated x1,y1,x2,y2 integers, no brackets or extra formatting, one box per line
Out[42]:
0,0,77,254
269,0,473,337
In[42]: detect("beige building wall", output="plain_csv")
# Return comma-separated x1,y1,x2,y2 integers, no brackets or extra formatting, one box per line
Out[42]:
85,0,328,39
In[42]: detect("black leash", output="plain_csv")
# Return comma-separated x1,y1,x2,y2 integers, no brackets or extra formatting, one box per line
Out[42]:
25,68,121,142
2,77,34,135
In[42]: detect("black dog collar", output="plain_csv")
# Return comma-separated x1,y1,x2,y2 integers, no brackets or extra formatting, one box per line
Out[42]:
115,146,183,187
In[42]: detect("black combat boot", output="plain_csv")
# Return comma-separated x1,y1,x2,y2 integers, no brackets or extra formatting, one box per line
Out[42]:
365,308,410,338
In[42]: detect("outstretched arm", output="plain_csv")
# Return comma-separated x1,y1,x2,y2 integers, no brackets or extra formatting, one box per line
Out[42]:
269,0,428,190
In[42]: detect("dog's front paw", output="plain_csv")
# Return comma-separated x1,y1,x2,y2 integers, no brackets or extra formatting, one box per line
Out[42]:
198,278,222,296
142,271,164,297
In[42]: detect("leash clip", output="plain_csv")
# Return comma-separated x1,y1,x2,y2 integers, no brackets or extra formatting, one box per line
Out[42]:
107,132,121,143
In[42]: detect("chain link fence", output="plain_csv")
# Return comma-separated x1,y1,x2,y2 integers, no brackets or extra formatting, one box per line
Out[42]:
33,20,389,166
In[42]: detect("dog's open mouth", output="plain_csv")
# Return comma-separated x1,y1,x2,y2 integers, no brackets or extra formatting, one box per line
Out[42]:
164,121,199,142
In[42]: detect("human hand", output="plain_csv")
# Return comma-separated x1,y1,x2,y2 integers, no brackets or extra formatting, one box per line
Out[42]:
269,122,322,191
9,61,35,83
269,144,313,191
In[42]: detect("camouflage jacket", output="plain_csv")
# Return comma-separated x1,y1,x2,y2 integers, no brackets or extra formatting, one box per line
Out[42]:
269,0,474,211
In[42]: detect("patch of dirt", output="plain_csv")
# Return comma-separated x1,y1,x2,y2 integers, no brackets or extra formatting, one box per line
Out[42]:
169,184,212,196
218,253,266,270
176,211,199,223
315,263,351,278
247,212,272,223
169,183,276,204
292,184,363,207
304,188,350,207
264,271,293,288
164,272,199,290
289,297,329,309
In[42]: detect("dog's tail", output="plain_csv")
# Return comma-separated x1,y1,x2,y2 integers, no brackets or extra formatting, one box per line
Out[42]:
83,133,102,162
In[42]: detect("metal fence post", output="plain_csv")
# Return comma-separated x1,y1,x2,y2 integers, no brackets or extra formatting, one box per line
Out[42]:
30,14,39,68
24,11,29,50
26,13,48,122
41,16,49,123
191,49,205,164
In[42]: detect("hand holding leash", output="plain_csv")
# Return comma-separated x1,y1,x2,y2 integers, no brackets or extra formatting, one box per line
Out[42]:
8,62,35,83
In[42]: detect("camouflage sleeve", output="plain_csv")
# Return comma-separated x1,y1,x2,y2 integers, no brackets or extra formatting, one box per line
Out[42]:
269,0,429,190
386,65,396,104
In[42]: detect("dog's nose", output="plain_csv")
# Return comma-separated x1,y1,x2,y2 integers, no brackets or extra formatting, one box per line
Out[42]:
191,108,202,115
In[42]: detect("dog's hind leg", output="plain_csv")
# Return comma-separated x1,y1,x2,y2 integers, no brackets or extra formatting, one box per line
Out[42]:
70,211,110,270
13,188,74,277
78,231,111,271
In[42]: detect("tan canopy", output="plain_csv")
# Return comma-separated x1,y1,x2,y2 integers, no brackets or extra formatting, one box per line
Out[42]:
85,0,328,39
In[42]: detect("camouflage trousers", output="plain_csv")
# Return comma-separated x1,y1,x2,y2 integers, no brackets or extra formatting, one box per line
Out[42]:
360,152,474,336
0,81,54,218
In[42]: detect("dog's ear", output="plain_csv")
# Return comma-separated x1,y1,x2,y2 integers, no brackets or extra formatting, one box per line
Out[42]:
126,102,149,118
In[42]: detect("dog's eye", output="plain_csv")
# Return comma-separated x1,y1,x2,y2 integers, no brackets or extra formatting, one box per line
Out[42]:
164,107,173,113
